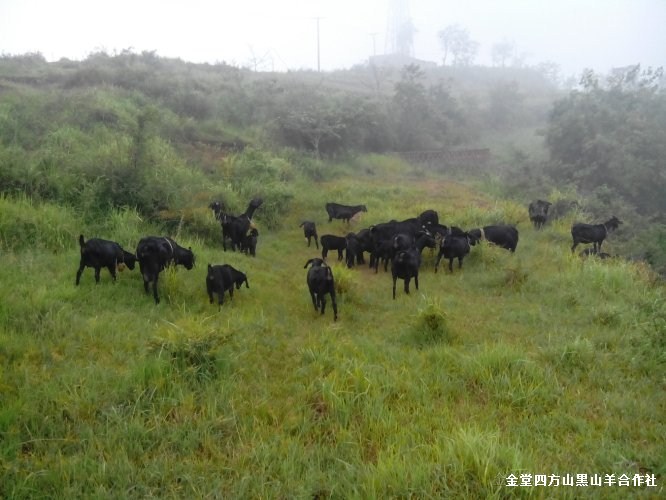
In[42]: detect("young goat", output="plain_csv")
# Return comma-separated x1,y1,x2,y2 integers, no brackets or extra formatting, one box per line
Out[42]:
299,221,319,249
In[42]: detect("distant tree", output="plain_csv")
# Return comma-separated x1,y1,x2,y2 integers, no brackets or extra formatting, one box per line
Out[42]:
491,40,514,68
535,61,561,86
438,24,478,67
545,65,666,214
487,80,525,129
392,64,430,150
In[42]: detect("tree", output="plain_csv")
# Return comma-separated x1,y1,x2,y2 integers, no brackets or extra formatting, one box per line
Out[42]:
487,80,525,129
438,24,478,66
392,64,430,150
491,40,514,68
545,66,666,214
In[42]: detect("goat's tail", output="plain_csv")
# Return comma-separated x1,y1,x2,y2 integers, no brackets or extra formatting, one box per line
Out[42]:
79,234,85,248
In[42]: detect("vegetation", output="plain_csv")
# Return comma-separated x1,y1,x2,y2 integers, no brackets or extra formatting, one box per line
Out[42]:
0,52,664,497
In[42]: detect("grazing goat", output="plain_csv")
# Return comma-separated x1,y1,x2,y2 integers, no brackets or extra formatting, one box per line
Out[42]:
528,200,552,229
468,225,519,253
321,234,347,261
435,228,472,273
325,202,367,223
206,264,249,306
571,216,622,253
136,236,195,304
304,258,338,321
299,221,319,249
392,248,421,299
75,234,136,285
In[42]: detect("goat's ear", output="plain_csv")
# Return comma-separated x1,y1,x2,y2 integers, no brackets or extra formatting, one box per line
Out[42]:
208,264,212,270
304,259,313,268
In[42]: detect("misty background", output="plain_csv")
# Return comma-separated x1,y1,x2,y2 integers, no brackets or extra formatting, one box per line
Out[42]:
1,0,665,77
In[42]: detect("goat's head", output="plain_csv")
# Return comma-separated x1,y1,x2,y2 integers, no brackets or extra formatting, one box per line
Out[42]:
123,251,138,270
605,216,622,231
178,247,195,270
304,258,326,269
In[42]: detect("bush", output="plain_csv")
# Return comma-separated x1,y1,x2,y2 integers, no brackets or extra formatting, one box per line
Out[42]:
409,297,453,346
0,195,81,252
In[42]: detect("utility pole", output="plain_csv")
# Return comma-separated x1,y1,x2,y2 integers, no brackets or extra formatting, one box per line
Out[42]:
368,32,378,57
315,17,322,72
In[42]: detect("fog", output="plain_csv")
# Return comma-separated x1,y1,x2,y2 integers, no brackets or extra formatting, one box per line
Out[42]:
1,0,664,77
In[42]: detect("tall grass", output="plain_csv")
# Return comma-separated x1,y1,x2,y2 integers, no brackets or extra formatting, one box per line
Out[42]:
1,170,664,498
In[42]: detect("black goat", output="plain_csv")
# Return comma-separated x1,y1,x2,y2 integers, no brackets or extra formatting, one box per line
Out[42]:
215,198,263,252
468,225,519,253
571,216,622,253
418,209,439,227
136,236,195,304
528,200,552,229
240,228,258,257
300,221,319,249
321,234,347,261
75,234,136,285
209,201,225,221
392,247,421,299
345,233,364,269
304,258,338,321
325,202,367,223
206,264,249,307
435,229,472,273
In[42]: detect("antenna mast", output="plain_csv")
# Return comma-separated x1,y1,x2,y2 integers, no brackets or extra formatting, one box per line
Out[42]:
385,0,414,56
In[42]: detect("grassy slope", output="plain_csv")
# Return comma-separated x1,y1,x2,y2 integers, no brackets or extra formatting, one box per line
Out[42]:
1,171,664,499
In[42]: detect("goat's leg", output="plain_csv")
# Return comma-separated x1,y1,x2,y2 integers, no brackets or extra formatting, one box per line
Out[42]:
320,295,326,315
414,273,419,291
107,265,117,282
152,277,160,304
392,276,397,300
434,253,442,273
314,236,319,249
449,258,454,273
75,261,85,285
330,291,338,321
310,291,318,310
458,256,464,269
404,277,411,295
94,267,101,284
571,240,579,253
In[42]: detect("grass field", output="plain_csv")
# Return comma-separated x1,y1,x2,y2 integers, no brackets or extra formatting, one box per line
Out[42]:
1,171,664,499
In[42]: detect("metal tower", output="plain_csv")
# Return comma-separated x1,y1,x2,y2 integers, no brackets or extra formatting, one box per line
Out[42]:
385,0,414,56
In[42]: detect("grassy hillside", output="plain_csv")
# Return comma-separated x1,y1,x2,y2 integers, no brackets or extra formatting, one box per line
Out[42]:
1,165,664,498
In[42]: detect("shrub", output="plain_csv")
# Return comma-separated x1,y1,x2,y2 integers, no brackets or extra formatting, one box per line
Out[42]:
409,297,453,346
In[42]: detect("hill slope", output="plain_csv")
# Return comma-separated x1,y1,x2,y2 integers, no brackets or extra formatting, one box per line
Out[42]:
1,169,664,498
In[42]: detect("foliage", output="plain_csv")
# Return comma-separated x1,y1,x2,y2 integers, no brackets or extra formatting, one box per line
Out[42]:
1,171,664,497
438,24,479,66
545,65,666,215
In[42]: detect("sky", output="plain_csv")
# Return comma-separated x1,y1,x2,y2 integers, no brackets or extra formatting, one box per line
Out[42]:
1,0,664,78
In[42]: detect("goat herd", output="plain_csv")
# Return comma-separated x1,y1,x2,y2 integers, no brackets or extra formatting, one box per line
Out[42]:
74,197,622,322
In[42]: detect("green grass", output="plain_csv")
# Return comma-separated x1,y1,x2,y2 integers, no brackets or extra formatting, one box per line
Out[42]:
1,172,664,499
